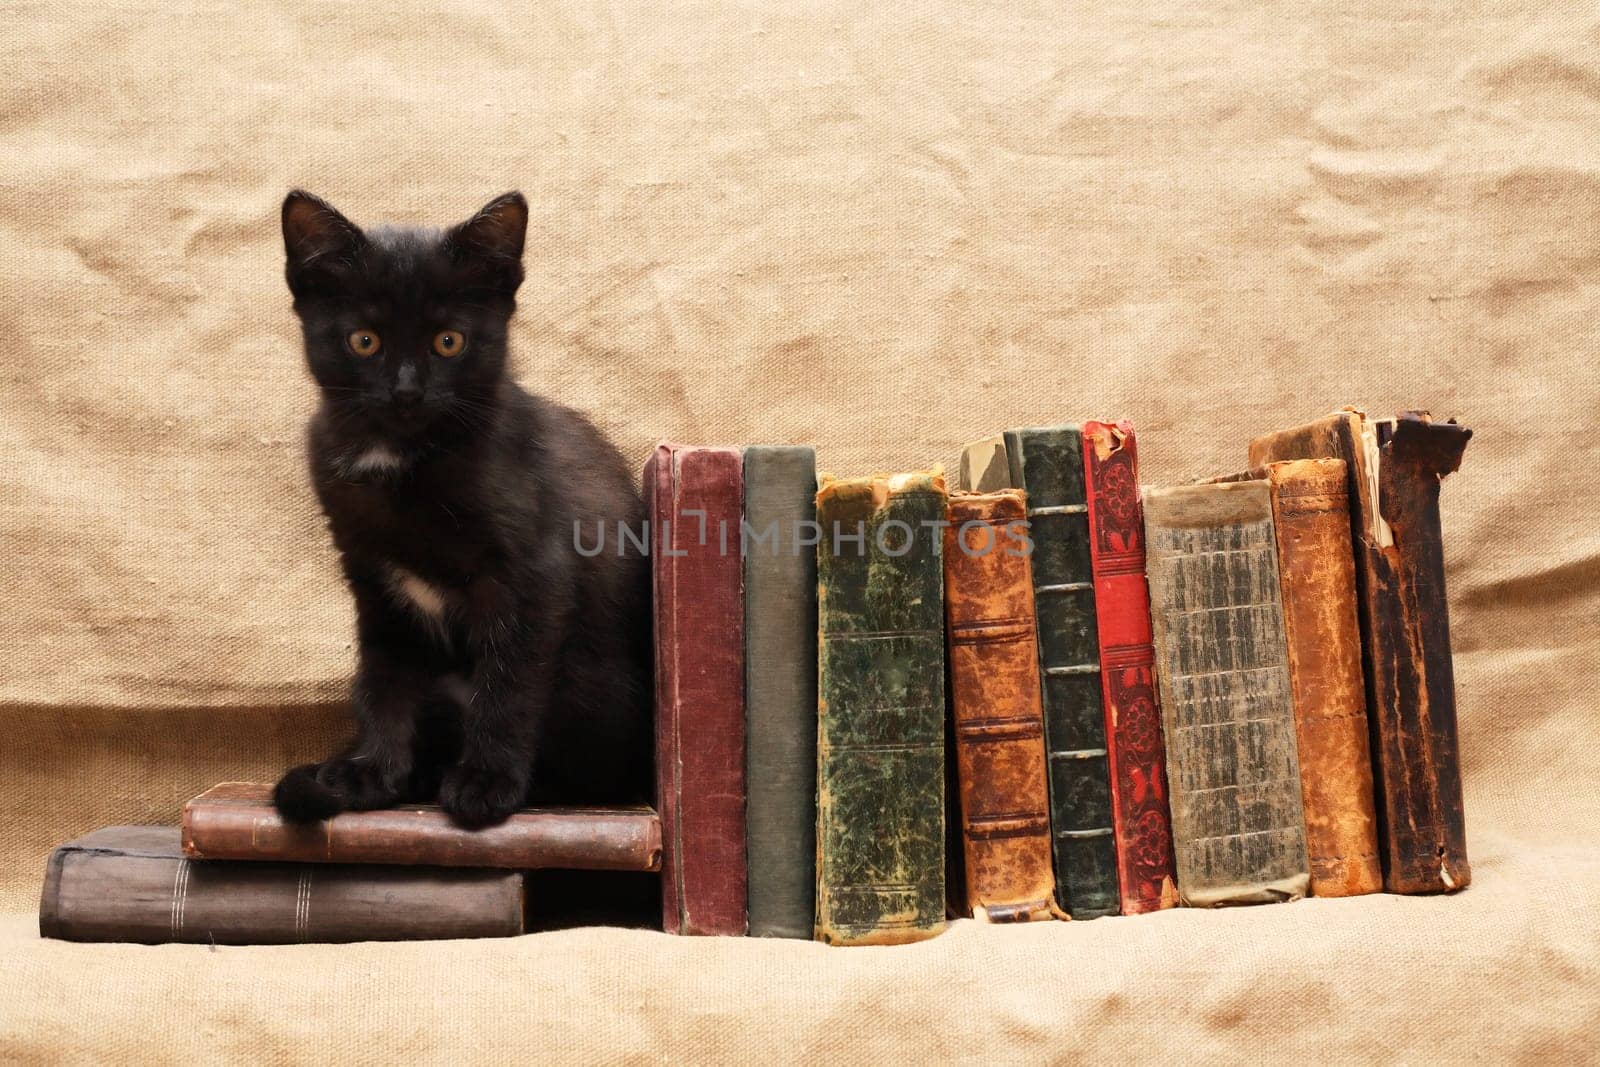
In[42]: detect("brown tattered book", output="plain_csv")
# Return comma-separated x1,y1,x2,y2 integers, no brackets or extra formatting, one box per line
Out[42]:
182,783,663,871
40,826,525,944
943,489,1058,923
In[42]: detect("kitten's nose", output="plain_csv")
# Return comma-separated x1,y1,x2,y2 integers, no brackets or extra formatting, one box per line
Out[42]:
392,364,423,408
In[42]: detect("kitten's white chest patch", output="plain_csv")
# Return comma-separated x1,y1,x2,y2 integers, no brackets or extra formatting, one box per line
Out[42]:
346,445,404,477
384,564,451,626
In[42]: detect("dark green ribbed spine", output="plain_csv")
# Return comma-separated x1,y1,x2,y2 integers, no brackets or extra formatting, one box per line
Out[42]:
1005,427,1120,918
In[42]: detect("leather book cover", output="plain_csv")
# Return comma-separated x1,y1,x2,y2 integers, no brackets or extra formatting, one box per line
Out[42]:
1249,409,1472,894
645,442,748,935
1143,481,1311,907
994,426,1119,919
1080,420,1177,914
943,489,1057,923
814,470,948,945
182,782,662,870
742,445,818,939
1263,459,1382,896
42,826,524,944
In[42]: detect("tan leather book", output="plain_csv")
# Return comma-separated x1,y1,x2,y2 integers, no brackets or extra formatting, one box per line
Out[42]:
943,489,1058,923
182,783,662,871
1215,460,1382,897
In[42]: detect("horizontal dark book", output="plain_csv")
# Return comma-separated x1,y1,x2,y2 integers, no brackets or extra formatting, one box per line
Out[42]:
182,783,662,871
40,826,525,944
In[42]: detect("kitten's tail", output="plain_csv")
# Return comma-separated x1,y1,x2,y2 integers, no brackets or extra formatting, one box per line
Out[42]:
272,763,347,823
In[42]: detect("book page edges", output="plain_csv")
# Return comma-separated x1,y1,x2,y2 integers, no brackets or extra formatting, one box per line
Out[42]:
1179,872,1309,908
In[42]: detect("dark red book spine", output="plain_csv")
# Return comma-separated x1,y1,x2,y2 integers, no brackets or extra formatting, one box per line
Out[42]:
1082,420,1177,914
645,442,748,935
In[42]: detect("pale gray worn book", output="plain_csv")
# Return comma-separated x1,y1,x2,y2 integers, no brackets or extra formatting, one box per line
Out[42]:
741,445,818,938
1142,480,1310,907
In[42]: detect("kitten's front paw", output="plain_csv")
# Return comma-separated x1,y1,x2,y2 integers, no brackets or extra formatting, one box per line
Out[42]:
439,763,526,829
315,756,404,811
274,763,344,823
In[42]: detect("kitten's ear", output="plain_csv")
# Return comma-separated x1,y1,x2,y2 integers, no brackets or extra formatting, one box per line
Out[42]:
447,193,528,283
282,190,364,270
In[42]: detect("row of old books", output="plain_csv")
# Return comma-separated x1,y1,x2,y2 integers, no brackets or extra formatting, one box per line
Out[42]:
661,407,1472,944
37,405,1470,946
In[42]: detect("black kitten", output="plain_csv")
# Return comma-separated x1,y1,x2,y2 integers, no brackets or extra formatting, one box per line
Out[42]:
272,190,652,828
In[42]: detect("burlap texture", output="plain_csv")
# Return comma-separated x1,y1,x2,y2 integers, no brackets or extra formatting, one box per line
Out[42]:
2,0,1597,1062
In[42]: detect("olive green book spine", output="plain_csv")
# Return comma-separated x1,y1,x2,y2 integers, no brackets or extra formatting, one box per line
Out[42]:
743,445,819,939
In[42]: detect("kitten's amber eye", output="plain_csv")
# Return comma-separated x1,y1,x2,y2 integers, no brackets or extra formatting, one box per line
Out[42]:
432,330,467,358
346,329,381,358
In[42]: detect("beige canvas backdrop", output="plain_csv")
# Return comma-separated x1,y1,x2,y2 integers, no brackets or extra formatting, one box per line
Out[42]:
2,1,1598,1062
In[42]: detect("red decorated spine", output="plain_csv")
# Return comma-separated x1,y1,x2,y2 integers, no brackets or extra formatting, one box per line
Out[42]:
1082,420,1177,914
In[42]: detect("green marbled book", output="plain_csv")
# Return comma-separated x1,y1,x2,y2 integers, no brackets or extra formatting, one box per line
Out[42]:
813,470,948,945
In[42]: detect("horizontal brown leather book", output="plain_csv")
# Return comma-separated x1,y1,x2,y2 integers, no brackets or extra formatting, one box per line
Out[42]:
182,783,662,871
41,826,525,944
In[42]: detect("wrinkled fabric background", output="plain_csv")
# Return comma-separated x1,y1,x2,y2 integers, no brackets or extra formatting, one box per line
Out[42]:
2,1,1597,1062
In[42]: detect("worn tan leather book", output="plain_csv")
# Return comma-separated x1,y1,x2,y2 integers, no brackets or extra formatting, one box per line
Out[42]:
183,783,662,871
943,489,1058,923
41,826,525,944
1250,409,1471,894
1215,460,1381,897
1143,481,1311,907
